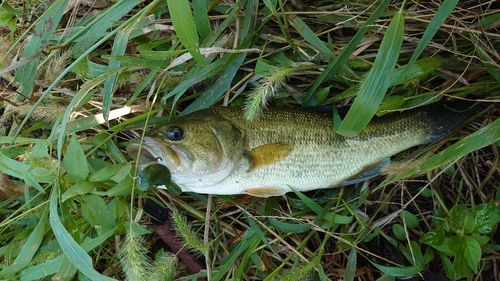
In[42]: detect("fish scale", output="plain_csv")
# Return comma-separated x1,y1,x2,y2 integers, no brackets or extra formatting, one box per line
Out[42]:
126,103,474,197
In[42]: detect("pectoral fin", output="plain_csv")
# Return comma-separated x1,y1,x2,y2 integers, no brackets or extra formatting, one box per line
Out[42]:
341,158,390,186
247,142,293,170
244,187,287,197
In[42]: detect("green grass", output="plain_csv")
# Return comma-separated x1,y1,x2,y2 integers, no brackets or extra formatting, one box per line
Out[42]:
1,0,500,280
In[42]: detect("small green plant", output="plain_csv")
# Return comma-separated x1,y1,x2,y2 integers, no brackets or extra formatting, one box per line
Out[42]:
422,201,500,280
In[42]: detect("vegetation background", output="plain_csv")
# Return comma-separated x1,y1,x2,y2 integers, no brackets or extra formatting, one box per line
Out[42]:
0,0,499,280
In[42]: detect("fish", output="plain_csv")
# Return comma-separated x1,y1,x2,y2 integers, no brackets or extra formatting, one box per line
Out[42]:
126,103,474,197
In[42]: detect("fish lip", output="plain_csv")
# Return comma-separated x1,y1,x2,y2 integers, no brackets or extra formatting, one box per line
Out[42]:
126,137,189,171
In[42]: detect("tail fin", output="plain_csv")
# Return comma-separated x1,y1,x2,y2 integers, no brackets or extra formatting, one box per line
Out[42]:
427,100,478,142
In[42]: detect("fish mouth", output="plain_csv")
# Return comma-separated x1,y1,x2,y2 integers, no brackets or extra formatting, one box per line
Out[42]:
126,137,187,172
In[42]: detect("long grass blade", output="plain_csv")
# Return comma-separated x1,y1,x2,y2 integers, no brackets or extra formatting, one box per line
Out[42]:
167,0,205,66
14,0,69,98
0,205,48,277
336,10,405,136
303,0,392,105
72,0,141,55
389,114,500,182
288,15,335,61
192,0,211,39
102,30,130,121
183,54,246,113
404,0,459,71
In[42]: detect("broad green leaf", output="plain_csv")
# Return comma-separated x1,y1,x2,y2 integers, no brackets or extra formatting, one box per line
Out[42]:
80,194,116,235
463,214,476,235
422,228,445,247
475,235,490,246
336,10,404,136
392,224,406,241
408,240,424,267
110,164,132,183
88,163,129,183
54,255,77,280
473,201,500,234
49,186,117,281
448,235,481,276
167,0,205,65
423,246,435,264
63,136,89,182
439,252,455,280
400,210,419,229
61,181,95,202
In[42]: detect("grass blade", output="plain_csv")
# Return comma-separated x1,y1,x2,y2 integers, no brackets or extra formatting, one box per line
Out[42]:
19,229,114,281
0,205,48,277
389,114,500,182
289,15,335,61
304,0,392,104
72,0,141,56
336,10,405,136
183,54,246,113
405,0,459,70
102,30,130,121
167,0,205,66
192,0,211,39
14,0,70,98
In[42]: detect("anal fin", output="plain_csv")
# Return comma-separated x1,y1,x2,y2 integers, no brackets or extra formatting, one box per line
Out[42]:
244,187,287,198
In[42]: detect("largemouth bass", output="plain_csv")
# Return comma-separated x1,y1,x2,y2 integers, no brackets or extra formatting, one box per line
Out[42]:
126,104,472,197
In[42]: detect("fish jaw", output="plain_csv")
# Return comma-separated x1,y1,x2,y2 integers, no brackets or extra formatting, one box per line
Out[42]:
126,137,192,174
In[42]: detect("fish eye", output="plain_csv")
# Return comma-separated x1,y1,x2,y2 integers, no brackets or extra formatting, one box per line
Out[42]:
166,126,184,140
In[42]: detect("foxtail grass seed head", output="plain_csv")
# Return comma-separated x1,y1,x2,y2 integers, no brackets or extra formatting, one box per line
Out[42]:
171,209,211,255
119,231,154,281
278,264,315,281
10,103,66,122
38,50,72,84
244,67,294,121
381,159,424,178
151,249,178,281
